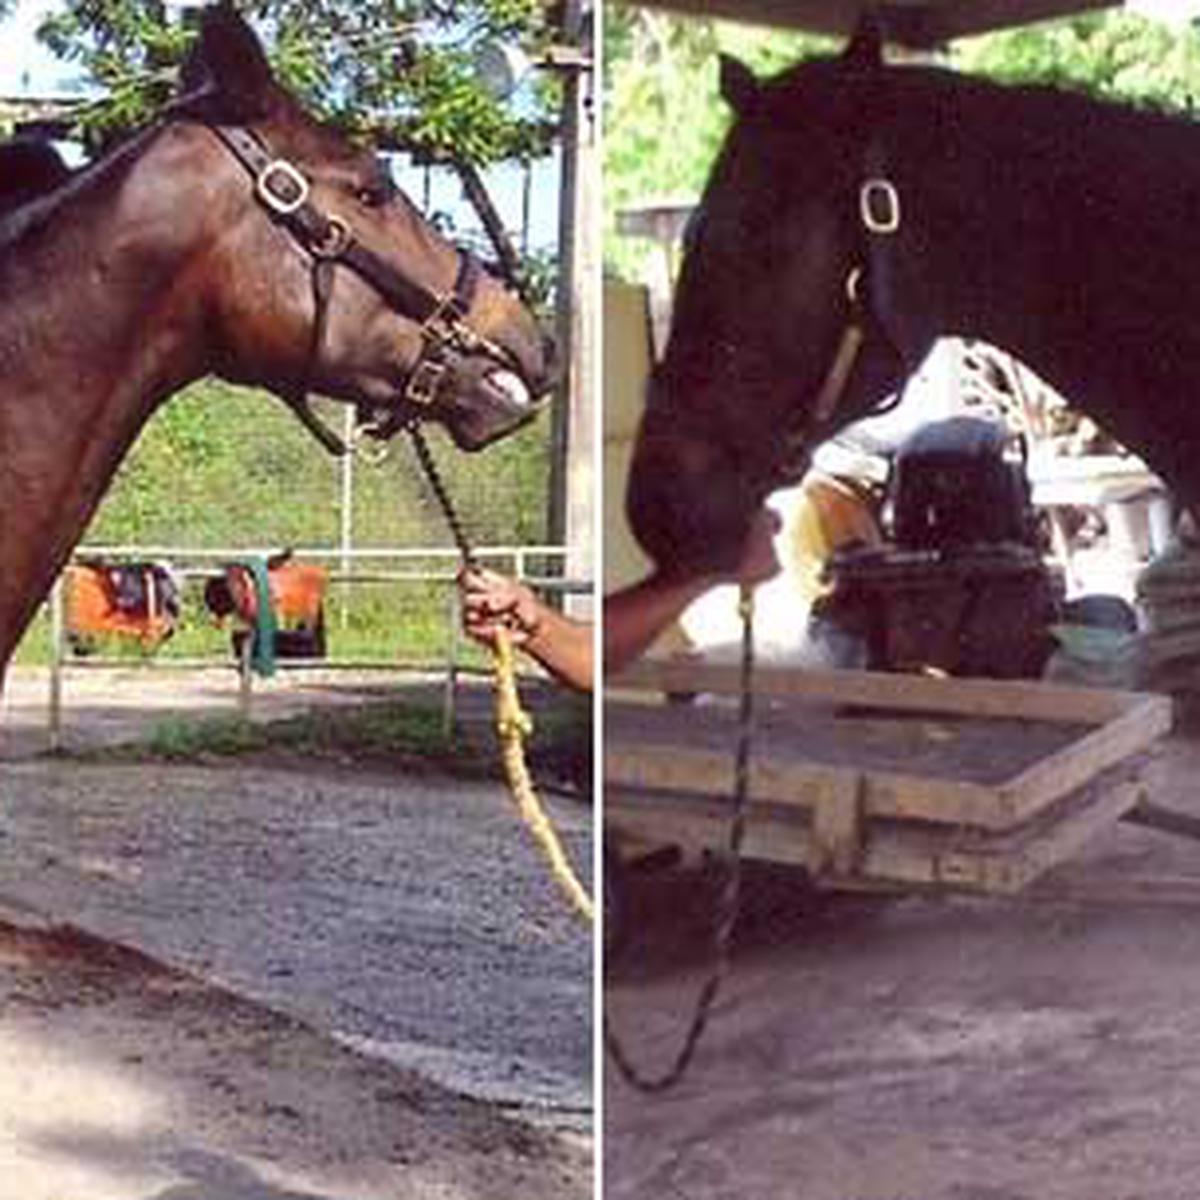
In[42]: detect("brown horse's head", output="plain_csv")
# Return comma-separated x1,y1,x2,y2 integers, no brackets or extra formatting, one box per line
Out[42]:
627,21,919,573
157,8,550,451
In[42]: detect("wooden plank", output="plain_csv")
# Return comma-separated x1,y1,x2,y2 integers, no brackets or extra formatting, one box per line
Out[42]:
809,773,865,877
1001,695,1172,824
606,776,1147,896
608,743,1039,830
612,661,1147,727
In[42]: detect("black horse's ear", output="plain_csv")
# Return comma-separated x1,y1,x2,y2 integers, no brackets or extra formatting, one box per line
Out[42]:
843,11,885,71
184,4,275,116
719,54,760,115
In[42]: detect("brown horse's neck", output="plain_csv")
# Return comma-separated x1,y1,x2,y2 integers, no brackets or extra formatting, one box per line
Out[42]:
0,128,210,669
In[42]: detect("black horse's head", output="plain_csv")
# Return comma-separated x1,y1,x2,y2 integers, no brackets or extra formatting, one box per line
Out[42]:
160,7,550,452
628,21,926,573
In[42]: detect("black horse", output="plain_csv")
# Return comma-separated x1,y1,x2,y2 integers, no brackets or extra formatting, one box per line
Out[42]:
0,7,551,678
628,20,1200,573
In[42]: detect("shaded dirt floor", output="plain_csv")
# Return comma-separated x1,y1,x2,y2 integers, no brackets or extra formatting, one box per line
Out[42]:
604,729,1200,1200
0,918,589,1200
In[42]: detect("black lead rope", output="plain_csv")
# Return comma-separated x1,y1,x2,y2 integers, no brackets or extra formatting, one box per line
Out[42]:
604,585,757,1093
406,422,477,570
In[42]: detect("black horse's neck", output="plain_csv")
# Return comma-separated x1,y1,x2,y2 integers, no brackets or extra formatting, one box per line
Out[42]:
874,67,1200,506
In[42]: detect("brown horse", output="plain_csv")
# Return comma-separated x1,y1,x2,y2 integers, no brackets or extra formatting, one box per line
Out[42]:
627,20,1200,574
0,8,551,681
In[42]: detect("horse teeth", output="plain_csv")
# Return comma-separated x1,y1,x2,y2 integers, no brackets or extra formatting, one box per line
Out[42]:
488,369,532,408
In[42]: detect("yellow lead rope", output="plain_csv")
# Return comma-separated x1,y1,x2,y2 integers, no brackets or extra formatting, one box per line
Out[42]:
492,626,595,924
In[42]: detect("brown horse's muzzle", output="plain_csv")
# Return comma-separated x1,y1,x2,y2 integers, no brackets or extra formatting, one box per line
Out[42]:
439,322,556,452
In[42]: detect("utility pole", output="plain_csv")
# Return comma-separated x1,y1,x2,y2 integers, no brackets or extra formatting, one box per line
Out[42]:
548,1,596,610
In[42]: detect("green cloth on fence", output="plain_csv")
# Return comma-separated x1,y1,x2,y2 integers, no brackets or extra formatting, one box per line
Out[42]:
238,557,277,678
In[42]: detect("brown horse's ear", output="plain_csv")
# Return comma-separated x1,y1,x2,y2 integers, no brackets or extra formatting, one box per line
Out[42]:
843,11,885,71
719,54,760,115
184,4,276,118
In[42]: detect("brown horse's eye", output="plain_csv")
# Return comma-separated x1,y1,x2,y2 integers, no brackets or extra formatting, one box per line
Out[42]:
355,185,386,208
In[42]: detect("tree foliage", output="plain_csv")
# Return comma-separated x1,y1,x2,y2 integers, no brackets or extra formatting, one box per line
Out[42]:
603,6,831,278
38,0,561,166
955,11,1200,112
604,6,1200,280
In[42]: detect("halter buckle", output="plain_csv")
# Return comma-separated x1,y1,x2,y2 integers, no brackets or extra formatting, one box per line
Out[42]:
405,357,448,407
422,295,473,351
860,178,901,235
256,159,310,216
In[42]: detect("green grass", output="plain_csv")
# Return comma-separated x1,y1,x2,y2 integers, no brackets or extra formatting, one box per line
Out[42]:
96,700,473,767
76,691,592,793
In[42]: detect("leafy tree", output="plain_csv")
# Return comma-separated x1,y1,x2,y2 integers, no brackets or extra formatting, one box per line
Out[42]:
37,0,561,166
954,11,1200,112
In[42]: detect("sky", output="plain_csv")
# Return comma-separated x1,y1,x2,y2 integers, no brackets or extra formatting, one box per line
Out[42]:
0,0,562,254
0,0,83,95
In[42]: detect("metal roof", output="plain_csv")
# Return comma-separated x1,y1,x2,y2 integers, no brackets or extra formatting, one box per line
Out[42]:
634,1,1120,48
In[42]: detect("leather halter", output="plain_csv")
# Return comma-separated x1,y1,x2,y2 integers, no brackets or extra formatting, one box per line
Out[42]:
208,123,515,455
810,168,906,430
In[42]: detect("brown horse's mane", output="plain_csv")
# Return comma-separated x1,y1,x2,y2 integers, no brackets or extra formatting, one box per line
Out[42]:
0,125,159,249
0,74,383,260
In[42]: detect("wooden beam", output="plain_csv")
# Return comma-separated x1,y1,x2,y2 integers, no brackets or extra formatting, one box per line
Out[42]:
631,0,1120,45
1002,696,1172,823
922,0,1118,44
607,777,1147,894
611,660,1153,726
607,743,1013,829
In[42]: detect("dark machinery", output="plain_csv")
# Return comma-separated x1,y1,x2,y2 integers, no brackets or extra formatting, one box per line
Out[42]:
817,416,1061,678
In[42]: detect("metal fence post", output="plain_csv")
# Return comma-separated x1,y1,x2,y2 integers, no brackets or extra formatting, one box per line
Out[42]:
238,630,253,719
48,575,65,753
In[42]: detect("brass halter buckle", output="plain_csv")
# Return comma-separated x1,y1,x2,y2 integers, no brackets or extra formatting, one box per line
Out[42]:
421,294,477,353
255,159,310,216
405,357,449,407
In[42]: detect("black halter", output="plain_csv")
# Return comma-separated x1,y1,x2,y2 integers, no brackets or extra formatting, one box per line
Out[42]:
208,123,514,455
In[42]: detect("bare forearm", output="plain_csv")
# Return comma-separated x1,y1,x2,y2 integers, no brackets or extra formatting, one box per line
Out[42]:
523,605,594,691
603,572,714,677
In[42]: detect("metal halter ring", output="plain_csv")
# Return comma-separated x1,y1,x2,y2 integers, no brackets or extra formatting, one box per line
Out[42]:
312,215,353,259
860,178,901,235
255,159,310,216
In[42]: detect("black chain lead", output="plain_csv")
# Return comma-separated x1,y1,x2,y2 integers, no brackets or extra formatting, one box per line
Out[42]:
406,423,476,569
604,584,756,1092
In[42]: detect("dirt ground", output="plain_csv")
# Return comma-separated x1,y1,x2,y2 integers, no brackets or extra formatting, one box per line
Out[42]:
604,728,1200,1200
0,667,592,1199
0,916,589,1199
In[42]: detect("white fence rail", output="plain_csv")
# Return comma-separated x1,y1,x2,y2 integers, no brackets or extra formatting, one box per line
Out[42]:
43,543,590,750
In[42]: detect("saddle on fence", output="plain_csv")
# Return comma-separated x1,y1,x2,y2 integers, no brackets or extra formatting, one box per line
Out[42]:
65,561,181,654
203,551,328,665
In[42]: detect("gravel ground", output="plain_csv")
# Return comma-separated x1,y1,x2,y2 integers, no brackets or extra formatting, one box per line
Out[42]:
0,759,592,1117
